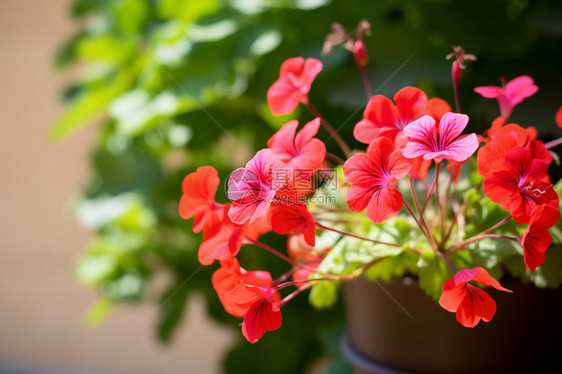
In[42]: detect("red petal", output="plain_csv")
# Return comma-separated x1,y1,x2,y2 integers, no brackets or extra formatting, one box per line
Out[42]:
556,105,562,128
365,187,403,224
179,166,220,226
393,86,428,124
241,298,282,343
456,285,497,328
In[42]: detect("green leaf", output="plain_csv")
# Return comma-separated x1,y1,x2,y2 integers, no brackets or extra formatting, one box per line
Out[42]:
157,278,190,342
309,280,340,309
76,253,117,286
364,250,420,282
114,0,150,34
50,70,134,141
83,298,114,328
157,0,220,22
417,251,454,300
533,246,562,289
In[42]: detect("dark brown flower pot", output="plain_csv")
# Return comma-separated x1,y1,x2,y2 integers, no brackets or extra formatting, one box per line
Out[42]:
342,277,562,374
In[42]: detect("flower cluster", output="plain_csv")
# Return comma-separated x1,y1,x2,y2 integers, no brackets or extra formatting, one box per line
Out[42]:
180,24,562,341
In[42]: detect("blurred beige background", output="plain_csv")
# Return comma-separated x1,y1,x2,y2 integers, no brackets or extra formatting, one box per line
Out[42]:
0,1,232,373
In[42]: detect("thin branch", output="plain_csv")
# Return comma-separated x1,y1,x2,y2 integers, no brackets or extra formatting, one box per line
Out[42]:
316,222,401,247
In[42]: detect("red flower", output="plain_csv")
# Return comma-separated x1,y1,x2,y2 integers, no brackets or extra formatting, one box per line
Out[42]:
267,57,323,116
267,118,326,171
212,256,274,317
474,75,538,121
519,205,561,272
227,149,287,225
483,146,558,223
477,123,550,178
271,203,316,247
343,137,411,223
198,204,271,266
353,87,451,144
179,166,222,233
402,112,479,162
556,105,562,128
225,283,282,343
439,267,512,328
353,87,427,144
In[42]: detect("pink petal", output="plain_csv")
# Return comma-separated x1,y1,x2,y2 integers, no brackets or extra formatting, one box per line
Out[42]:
280,57,305,77
438,112,469,147
440,133,479,162
474,86,505,99
401,115,437,159
301,58,323,90
353,119,380,144
267,79,303,116
267,120,299,161
505,75,538,106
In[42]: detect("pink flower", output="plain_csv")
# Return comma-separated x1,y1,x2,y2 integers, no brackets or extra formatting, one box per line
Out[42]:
267,57,323,116
401,112,479,162
227,149,286,225
267,118,326,171
519,205,561,272
439,267,512,328
343,137,411,224
474,76,538,120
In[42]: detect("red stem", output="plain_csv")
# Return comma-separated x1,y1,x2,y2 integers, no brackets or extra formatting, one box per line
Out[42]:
546,137,562,150
316,222,401,247
301,97,352,158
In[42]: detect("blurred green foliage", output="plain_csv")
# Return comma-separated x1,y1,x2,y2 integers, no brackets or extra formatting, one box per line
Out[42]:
56,0,562,372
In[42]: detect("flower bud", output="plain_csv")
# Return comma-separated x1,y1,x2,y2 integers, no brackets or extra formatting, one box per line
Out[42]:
353,40,368,67
452,60,462,82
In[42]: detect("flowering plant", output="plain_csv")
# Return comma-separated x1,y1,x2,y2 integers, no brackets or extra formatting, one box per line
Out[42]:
179,22,562,343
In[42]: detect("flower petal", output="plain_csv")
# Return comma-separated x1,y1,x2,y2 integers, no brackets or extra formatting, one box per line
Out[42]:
438,112,469,147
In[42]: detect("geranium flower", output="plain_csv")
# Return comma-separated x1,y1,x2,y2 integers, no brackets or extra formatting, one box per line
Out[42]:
474,76,538,120
556,105,562,128
225,283,282,343
198,204,271,266
271,203,316,247
519,205,561,272
228,149,287,224
179,166,222,233
343,137,411,224
353,87,429,144
439,267,512,328
402,112,479,162
483,146,558,223
267,118,326,171
212,256,274,317
477,123,551,178
267,57,323,116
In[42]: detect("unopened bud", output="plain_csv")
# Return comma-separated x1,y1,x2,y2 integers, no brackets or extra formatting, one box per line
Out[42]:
353,40,368,67
452,61,462,82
